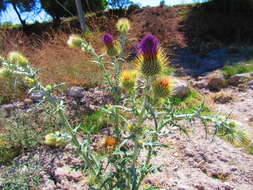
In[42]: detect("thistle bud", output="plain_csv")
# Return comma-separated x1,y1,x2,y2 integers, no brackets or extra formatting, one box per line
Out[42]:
120,70,138,92
103,33,120,56
24,76,36,87
8,51,29,67
135,34,167,77
104,137,117,147
44,131,68,147
153,76,172,98
116,18,130,34
67,34,84,49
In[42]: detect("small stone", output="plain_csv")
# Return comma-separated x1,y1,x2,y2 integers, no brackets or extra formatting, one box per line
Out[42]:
30,90,44,101
24,98,33,105
66,86,84,98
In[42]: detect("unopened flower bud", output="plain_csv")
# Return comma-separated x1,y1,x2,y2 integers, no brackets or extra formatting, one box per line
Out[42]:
153,75,172,98
120,70,138,92
116,18,130,34
104,137,117,147
8,51,29,67
103,33,120,56
135,34,167,77
67,34,84,49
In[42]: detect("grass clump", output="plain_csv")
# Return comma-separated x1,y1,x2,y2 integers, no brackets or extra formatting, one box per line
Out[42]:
81,111,111,135
211,90,233,104
223,60,253,77
169,89,211,114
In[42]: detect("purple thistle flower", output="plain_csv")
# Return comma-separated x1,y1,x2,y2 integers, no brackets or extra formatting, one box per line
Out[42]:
139,34,160,57
103,33,114,46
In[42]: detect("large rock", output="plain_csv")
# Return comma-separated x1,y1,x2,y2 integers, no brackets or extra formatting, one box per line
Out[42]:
66,86,84,98
207,72,226,90
172,78,190,98
228,72,253,86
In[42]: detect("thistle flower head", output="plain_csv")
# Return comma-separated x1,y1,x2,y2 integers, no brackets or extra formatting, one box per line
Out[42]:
8,51,29,67
103,33,114,47
153,75,172,98
103,33,120,56
67,34,84,49
135,34,167,77
120,70,138,91
139,34,160,57
116,18,131,34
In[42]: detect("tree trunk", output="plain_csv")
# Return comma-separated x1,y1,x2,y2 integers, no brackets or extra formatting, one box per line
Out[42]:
75,0,86,33
11,3,26,26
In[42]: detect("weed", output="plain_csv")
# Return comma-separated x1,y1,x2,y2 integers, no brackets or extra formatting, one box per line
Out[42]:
81,111,110,135
0,103,61,163
169,89,211,114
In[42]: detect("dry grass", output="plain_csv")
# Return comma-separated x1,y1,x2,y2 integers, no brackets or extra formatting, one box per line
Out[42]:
0,29,107,103
30,31,104,89
210,90,233,104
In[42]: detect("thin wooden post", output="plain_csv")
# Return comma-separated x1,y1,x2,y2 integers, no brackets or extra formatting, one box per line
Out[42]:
75,0,86,32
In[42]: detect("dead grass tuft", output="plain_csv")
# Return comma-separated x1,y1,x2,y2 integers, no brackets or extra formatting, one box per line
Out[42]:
210,90,233,104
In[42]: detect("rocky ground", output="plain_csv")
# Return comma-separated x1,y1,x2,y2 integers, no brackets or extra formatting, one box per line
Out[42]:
146,125,253,190
1,122,252,190
1,47,253,189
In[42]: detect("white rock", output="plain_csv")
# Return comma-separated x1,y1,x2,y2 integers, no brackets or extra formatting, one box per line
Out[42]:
172,78,190,98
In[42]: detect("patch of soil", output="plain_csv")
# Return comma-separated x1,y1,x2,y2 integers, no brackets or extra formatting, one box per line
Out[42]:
213,87,253,138
146,125,253,190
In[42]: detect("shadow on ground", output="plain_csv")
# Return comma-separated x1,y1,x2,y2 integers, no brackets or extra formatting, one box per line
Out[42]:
171,47,253,77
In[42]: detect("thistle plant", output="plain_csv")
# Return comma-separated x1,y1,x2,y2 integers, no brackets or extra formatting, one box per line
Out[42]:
67,18,131,103
1,18,251,190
